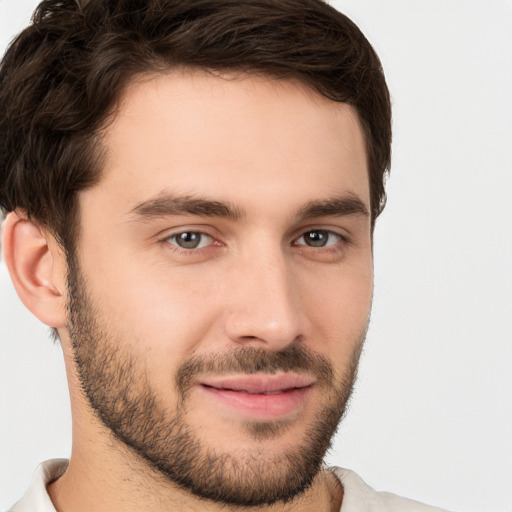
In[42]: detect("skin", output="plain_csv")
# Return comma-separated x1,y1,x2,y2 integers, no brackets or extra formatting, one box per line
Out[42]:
3,70,373,511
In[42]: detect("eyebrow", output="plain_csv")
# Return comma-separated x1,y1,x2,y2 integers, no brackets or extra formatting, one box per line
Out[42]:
296,195,370,221
128,193,244,221
127,192,369,223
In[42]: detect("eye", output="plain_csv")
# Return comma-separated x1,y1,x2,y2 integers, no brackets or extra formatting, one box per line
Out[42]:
167,231,213,249
294,229,342,248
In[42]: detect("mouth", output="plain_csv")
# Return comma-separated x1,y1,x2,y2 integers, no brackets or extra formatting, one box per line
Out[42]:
197,374,316,419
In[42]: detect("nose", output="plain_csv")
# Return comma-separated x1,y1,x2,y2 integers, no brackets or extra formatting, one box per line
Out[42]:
223,249,307,351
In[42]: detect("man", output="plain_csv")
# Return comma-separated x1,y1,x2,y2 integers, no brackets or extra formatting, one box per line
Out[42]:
0,1,450,511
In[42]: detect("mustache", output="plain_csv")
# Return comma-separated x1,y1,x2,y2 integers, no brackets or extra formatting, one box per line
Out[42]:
175,344,334,396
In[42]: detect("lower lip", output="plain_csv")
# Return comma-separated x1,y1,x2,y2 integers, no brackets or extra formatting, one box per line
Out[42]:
199,385,313,419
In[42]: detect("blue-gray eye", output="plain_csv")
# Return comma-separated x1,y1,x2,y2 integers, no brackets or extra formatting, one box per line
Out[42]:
296,230,341,248
169,232,212,249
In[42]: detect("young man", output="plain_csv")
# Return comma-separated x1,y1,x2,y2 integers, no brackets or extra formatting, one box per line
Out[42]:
0,1,449,511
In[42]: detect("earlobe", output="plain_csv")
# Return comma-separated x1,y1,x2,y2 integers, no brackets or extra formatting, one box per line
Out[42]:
2,211,67,328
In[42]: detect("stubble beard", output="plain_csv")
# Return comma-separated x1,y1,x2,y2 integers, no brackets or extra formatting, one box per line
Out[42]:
66,258,365,507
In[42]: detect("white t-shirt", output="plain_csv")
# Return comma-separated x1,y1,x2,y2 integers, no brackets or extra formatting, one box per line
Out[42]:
8,459,452,512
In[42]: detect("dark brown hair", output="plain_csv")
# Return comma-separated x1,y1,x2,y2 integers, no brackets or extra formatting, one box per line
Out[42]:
0,0,391,250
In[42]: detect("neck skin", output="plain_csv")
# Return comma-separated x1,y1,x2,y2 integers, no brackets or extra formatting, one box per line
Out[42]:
47,348,343,512
48,456,342,512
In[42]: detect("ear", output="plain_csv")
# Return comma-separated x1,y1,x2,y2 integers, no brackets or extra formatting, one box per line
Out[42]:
2,211,67,328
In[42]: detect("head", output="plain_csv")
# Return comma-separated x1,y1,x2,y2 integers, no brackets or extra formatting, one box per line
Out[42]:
0,0,391,508
0,0,390,250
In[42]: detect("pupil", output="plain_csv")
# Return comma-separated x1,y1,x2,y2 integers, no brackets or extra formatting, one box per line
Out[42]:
306,231,327,247
177,232,200,248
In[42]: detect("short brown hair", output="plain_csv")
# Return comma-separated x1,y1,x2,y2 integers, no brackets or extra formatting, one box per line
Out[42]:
0,0,391,250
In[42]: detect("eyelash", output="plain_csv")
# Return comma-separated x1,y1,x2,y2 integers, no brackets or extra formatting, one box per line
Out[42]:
292,230,346,250
161,229,350,255
161,231,219,257
166,231,214,250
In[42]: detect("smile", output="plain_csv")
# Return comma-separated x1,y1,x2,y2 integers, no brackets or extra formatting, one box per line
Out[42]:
197,374,316,419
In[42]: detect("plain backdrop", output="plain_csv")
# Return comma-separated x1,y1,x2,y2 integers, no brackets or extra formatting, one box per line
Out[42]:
1,1,511,511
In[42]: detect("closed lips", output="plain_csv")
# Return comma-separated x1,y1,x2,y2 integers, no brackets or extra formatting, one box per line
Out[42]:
198,374,316,394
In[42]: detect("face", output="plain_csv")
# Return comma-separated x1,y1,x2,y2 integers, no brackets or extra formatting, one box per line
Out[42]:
66,71,373,507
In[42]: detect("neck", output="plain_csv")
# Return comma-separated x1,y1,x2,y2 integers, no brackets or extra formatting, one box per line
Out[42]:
47,438,343,512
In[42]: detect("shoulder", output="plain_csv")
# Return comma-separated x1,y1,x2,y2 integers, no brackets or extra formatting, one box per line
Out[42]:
330,467,454,512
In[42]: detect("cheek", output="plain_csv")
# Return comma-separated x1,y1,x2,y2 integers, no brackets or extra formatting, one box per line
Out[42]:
301,263,373,351
82,254,223,363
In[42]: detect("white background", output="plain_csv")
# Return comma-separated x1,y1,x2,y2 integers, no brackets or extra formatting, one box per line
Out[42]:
1,1,511,511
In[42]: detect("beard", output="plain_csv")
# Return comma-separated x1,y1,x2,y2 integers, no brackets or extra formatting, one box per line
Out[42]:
66,258,365,507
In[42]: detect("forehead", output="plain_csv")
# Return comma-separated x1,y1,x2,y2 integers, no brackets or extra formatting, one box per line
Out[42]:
90,70,369,217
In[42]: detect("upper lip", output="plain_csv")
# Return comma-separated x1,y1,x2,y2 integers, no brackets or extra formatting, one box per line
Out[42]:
199,373,316,394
